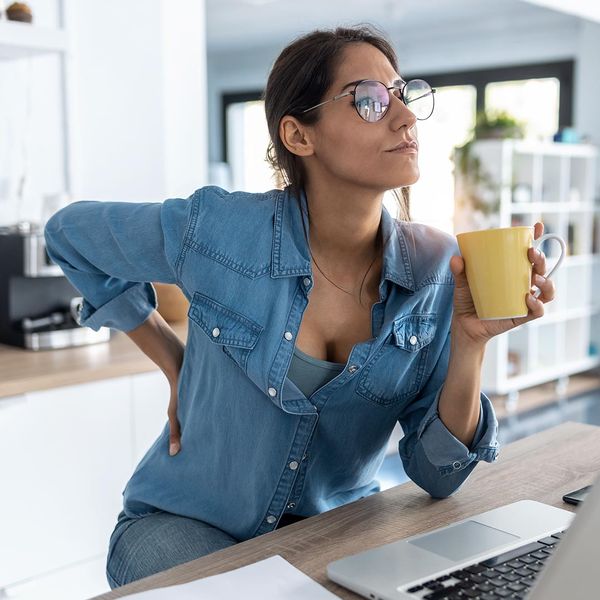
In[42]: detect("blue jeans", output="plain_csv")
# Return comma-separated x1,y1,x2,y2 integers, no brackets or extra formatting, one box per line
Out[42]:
105,510,239,589
105,510,307,588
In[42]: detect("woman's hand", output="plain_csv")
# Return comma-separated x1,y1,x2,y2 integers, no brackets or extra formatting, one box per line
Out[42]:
167,374,182,456
125,309,184,456
449,221,556,347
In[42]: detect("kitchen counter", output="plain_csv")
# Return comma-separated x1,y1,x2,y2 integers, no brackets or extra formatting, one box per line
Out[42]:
0,321,188,399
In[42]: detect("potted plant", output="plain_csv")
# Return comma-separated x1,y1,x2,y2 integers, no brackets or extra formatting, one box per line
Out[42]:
453,110,525,231
473,110,526,140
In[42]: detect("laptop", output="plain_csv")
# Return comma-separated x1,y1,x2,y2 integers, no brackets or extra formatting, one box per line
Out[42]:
327,474,599,600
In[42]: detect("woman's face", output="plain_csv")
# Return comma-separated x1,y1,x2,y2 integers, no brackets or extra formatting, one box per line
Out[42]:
306,42,419,192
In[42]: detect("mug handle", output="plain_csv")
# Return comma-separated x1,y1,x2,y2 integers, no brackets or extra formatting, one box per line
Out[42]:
531,233,567,299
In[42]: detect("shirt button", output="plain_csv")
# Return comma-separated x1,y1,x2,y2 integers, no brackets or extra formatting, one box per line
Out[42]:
289,460,299,470
452,461,461,470
287,502,296,509
303,277,311,287
284,331,293,341
212,327,220,338
266,515,277,524
409,335,418,346
348,364,359,374
268,387,277,397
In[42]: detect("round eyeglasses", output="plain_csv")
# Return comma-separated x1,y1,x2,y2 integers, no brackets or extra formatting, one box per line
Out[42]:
302,78,436,123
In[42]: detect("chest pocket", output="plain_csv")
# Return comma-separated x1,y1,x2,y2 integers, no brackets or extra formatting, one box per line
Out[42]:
356,314,437,407
188,291,263,374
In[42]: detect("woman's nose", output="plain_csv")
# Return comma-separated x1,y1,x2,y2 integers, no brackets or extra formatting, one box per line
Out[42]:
388,94,417,130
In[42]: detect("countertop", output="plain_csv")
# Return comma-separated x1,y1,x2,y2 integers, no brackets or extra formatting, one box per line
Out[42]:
0,321,188,399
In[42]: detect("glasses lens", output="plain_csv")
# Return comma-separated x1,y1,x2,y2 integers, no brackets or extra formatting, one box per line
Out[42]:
403,79,435,120
354,81,390,122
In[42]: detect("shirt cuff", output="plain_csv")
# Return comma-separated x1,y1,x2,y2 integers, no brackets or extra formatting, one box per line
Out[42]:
78,282,158,332
416,385,500,476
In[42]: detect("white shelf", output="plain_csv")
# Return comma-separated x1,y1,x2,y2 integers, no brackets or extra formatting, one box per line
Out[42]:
527,303,600,327
564,253,599,266
512,139,598,158
455,139,600,400
501,356,600,394
510,202,595,214
0,20,67,60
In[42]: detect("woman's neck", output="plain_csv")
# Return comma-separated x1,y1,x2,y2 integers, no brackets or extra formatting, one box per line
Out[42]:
303,180,384,273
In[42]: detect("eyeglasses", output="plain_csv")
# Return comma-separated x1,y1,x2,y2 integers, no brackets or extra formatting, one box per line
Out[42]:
301,78,436,122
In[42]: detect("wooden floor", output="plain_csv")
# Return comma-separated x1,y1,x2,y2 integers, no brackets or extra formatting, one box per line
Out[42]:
489,370,600,419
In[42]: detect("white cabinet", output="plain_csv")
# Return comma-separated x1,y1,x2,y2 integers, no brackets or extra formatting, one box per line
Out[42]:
0,377,133,588
454,139,600,405
0,370,172,592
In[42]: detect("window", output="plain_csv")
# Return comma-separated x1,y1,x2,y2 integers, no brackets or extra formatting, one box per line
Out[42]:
409,84,477,233
225,99,273,192
422,60,573,128
485,77,560,141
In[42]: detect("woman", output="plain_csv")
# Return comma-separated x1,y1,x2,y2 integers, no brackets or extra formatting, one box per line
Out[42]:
44,25,554,589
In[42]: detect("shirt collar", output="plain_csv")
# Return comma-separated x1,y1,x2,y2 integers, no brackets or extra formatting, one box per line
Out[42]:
270,187,415,293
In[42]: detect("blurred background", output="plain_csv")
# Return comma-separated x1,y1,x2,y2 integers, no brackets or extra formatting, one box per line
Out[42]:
0,1,599,598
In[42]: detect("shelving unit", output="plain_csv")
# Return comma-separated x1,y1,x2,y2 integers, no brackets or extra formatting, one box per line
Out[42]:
0,5,75,223
0,19,68,58
454,139,600,409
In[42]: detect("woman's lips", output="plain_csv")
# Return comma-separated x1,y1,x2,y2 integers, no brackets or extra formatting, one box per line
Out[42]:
386,140,418,153
386,146,418,153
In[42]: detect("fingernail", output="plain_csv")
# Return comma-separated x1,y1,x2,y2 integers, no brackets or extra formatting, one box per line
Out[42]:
169,443,179,456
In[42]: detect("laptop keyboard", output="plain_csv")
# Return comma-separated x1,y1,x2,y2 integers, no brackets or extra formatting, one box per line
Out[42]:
406,530,566,599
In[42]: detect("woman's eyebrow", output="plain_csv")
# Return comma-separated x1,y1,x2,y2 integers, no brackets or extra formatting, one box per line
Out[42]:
340,76,405,92
340,79,364,92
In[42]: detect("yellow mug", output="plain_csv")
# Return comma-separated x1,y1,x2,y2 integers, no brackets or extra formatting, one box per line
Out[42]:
456,226,566,320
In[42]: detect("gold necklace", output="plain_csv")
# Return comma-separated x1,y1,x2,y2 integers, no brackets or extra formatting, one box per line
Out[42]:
308,235,381,308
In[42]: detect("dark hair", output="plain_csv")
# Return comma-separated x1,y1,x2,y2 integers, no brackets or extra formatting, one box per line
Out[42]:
263,24,410,221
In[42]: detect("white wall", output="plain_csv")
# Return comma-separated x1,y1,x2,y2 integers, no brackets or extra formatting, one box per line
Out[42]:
0,0,208,227
207,12,599,199
574,21,600,152
69,0,208,203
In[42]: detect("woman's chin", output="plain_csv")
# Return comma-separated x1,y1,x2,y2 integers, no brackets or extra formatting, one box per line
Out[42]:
406,169,420,185
390,168,419,187
347,167,419,191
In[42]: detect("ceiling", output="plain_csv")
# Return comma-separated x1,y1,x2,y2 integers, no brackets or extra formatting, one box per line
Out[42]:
205,0,578,54
521,0,600,22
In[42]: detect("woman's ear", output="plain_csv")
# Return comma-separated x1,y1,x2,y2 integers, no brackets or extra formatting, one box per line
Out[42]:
279,116,315,157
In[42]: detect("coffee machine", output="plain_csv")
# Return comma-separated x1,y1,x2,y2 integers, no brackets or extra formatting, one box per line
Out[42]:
0,221,111,350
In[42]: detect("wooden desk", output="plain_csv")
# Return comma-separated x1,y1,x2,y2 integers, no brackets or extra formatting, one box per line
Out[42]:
91,421,600,599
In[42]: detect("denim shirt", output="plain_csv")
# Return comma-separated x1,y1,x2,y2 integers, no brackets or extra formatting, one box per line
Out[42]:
44,185,499,541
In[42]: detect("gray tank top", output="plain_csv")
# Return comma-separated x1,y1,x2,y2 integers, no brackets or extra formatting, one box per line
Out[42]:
287,345,345,398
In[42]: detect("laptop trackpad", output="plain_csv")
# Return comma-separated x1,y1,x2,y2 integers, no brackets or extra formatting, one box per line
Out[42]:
409,520,520,562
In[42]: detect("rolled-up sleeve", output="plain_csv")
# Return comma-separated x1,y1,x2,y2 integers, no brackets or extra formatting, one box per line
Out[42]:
398,331,500,499
43,192,196,332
